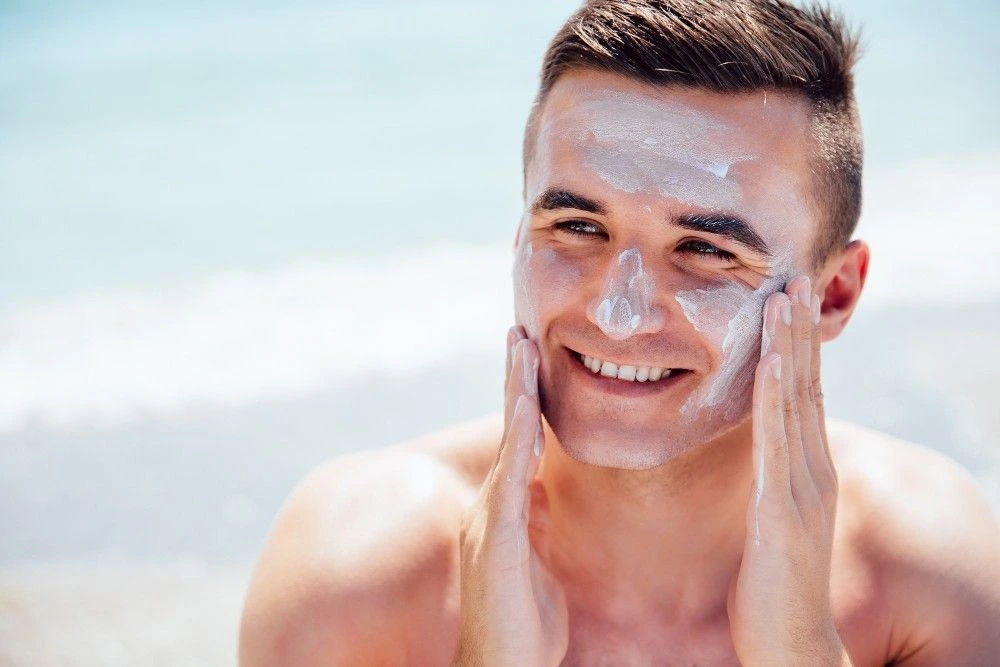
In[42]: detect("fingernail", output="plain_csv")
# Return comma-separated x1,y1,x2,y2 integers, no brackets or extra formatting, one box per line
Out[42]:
770,355,782,379
534,423,544,457
797,276,812,308
780,296,792,326
811,294,821,325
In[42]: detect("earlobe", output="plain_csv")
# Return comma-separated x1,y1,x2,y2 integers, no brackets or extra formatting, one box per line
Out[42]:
817,240,869,342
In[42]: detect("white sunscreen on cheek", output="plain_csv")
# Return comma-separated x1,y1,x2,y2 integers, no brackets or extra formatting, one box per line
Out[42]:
674,257,791,419
512,221,583,342
588,248,662,340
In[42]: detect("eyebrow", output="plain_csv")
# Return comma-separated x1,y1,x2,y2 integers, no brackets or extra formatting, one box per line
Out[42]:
530,187,772,257
530,188,608,216
676,213,772,257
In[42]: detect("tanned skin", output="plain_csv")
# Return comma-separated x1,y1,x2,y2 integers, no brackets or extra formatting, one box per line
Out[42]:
239,73,1000,666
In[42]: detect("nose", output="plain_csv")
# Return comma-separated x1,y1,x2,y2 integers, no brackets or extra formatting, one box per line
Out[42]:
585,248,667,340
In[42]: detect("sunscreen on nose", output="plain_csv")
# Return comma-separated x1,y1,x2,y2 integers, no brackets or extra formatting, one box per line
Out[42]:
588,248,662,340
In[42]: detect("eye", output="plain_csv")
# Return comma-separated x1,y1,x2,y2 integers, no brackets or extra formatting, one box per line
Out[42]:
553,220,607,238
677,239,737,262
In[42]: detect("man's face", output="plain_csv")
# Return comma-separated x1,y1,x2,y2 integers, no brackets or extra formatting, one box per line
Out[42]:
514,70,819,469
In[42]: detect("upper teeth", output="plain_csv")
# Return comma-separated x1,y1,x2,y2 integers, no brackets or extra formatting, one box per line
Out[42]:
581,354,673,382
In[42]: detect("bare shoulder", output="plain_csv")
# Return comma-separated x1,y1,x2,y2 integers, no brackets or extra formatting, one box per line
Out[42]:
239,414,503,667
828,420,1000,665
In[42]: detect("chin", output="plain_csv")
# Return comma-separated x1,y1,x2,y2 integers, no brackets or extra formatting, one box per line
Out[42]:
541,387,751,470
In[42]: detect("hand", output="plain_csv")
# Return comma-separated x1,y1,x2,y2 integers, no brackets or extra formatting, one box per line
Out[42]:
452,326,569,666
728,276,851,666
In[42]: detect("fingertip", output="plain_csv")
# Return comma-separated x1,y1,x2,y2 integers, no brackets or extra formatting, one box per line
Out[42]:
507,326,520,352
778,292,792,326
512,338,527,370
756,351,781,377
763,291,790,330
785,274,811,307
769,354,781,380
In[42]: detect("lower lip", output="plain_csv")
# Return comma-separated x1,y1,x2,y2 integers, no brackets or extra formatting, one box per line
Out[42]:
563,348,690,398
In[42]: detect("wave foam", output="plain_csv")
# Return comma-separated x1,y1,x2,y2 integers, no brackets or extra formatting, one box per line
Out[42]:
0,244,513,432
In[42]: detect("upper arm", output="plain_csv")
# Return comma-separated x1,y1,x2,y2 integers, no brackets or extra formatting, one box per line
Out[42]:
875,447,1000,665
238,449,469,666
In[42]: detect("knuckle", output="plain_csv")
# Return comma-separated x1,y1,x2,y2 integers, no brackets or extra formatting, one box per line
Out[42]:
810,378,825,404
795,376,811,398
770,434,789,458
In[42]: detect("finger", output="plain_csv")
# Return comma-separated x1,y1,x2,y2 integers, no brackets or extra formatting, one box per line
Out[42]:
504,325,527,395
751,351,789,543
809,292,829,439
810,291,837,498
788,276,825,496
810,294,824,426
487,393,542,525
487,336,525,490
505,340,538,428
489,339,539,485
766,291,806,499
790,278,825,464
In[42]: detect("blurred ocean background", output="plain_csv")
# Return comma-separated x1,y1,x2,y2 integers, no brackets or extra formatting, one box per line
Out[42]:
1,0,998,664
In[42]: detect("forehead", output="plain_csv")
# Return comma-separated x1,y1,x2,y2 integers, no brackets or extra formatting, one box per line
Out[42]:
528,70,818,250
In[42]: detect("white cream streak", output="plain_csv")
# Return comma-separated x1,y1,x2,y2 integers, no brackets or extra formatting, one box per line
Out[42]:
675,257,791,419
565,92,756,210
512,237,540,335
675,282,764,416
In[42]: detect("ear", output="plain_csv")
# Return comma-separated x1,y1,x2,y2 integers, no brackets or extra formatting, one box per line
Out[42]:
815,240,869,342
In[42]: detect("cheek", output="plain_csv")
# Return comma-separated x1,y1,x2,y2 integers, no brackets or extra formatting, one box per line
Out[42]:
513,244,582,339
675,283,752,355
675,281,771,415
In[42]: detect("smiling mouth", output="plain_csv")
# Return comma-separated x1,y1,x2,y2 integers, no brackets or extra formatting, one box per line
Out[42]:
568,349,689,383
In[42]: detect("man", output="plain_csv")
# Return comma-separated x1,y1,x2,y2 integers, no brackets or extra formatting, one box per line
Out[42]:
239,1,1000,664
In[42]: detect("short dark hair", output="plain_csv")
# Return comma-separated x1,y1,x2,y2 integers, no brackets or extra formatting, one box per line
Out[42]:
524,0,863,265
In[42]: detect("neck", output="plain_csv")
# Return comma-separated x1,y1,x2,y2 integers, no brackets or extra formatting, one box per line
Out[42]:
532,419,755,623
